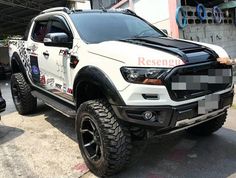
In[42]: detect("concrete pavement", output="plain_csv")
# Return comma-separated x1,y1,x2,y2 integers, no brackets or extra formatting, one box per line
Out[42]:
0,78,236,178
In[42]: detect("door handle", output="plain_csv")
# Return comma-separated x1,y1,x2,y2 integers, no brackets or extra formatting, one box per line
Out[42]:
43,52,49,57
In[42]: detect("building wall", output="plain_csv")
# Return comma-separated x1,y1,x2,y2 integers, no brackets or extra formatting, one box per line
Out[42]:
119,1,129,9
179,6,236,58
119,0,172,33
92,0,118,9
69,0,91,9
0,47,9,65
132,0,170,28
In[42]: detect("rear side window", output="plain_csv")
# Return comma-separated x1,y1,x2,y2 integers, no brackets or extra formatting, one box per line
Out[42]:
32,21,49,42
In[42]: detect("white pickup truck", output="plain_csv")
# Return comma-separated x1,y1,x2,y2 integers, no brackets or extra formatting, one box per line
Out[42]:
9,7,234,177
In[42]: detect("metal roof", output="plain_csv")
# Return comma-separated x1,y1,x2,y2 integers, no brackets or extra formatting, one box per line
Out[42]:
0,0,67,38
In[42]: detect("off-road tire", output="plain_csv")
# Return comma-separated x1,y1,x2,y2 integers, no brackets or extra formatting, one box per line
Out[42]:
76,99,132,177
11,73,37,115
186,112,227,136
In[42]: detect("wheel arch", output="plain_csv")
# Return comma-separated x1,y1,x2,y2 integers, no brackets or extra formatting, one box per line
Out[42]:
73,66,125,108
11,52,30,83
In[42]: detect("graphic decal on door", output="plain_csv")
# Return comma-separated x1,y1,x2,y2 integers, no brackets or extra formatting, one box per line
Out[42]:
47,78,55,87
17,41,32,80
30,55,41,83
30,44,38,56
40,75,46,86
67,88,73,94
17,41,74,101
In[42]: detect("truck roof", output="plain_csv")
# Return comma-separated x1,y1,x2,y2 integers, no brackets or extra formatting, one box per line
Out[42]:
40,7,136,16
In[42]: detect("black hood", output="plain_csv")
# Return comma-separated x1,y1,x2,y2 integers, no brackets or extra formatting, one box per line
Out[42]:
119,37,219,64
144,37,200,50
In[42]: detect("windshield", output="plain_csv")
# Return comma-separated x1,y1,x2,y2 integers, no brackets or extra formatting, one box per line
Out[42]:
70,12,165,44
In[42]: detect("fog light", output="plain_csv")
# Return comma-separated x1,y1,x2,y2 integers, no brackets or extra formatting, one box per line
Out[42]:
143,111,156,122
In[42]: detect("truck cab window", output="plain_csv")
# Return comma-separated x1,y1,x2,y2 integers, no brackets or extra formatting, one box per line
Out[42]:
32,21,48,42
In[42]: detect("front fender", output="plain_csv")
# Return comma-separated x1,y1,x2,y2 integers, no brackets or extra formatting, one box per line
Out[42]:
73,66,125,106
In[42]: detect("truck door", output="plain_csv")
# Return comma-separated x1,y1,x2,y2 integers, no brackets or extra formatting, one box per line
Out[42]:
43,16,74,100
27,20,51,87
28,16,73,100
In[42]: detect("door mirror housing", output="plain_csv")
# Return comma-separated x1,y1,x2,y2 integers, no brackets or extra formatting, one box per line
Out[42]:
43,32,72,48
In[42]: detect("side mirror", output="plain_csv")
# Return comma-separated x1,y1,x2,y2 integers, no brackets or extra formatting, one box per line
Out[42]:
161,29,168,35
43,33,72,48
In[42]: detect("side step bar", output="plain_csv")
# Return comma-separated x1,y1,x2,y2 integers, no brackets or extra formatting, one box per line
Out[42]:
31,90,76,118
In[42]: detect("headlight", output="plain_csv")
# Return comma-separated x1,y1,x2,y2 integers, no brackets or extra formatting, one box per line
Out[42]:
120,67,170,85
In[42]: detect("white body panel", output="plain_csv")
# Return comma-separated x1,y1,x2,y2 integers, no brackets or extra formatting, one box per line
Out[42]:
119,83,233,106
87,41,184,68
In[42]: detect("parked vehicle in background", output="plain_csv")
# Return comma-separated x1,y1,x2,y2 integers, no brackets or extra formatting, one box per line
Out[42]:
0,88,6,119
8,7,234,177
0,40,11,78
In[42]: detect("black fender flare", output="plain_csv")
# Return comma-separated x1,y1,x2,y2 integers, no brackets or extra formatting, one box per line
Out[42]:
73,66,125,106
11,52,30,84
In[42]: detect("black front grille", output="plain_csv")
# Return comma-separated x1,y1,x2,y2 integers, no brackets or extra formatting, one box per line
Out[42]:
164,61,233,101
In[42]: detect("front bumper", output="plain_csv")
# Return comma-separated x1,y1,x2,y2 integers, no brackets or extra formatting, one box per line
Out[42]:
112,89,234,130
